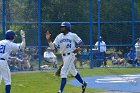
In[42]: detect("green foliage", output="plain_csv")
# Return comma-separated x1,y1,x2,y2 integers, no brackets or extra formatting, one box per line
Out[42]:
1,0,140,48
40,0,140,46
41,0,89,22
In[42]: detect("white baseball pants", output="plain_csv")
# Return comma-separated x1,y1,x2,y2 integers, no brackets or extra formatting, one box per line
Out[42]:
0,60,11,85
61,53,77,78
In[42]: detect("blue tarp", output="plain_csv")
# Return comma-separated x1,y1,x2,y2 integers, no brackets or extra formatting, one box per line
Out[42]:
68,74,140,92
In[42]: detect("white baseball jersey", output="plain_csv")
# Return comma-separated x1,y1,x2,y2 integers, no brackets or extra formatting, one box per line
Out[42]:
0,40,20,85
135,42,140,51
135,42,140,59
44,51,56,58
53,32,82,78
53,32,82,54
95,41,106,52
44,51,57,63
0,40,20,60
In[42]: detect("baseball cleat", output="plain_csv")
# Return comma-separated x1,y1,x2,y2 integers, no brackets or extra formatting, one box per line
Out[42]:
82,81,87,93
57,90,61,93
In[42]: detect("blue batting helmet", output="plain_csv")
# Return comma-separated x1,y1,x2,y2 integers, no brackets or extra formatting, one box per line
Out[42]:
5,30,16,40
60,22,71,31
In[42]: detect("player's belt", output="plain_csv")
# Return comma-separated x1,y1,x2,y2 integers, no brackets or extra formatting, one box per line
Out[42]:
0,58,5,60
62,51,76,56
62,53,71,56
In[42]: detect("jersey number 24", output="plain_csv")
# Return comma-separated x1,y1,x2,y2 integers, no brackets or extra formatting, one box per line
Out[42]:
66,43,71,48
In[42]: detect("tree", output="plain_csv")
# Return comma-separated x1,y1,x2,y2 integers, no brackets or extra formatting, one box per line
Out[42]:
1,0,140,48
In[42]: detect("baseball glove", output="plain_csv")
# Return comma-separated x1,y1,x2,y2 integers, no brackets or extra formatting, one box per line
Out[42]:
55,64,63,76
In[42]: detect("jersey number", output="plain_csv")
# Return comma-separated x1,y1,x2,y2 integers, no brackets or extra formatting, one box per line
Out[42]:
66,44,71,48
0,45,6,53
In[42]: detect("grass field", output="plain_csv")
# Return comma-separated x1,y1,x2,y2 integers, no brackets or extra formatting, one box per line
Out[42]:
0,68,140,93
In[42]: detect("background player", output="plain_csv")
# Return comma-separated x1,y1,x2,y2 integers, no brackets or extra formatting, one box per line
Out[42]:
95,36,107,67
0,30,26,93
46,22,87,93
135,38,140,63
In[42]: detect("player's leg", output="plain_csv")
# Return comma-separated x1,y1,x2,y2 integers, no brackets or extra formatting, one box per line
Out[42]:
0,69,2,84
58,78,66,93
58,54,75,93
1,61,11,93
103,52,107,66
69,62,84,84
70,60,87,93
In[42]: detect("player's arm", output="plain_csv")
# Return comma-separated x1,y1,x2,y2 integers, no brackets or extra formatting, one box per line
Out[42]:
73,34,85,53
74,40,84,53
46,31,55,50
94,42,98,49
11,30,26,51
20,30,26,50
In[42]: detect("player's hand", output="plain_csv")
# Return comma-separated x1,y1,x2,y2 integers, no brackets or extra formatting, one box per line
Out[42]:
20,30,25,38
46,31,51,42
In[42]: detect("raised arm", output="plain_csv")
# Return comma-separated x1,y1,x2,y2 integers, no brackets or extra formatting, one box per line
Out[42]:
46,31,55,50
20,30,26,50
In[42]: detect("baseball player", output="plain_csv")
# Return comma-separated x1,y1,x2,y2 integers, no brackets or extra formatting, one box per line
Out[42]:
0,30,26,93
46,22,87,93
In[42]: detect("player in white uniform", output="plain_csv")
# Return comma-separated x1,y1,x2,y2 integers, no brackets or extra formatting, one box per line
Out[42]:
0,30,25,93
95,36,106,53
135,38,140,62
95,36,107,66
46,22,87,93
44,47,57,68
